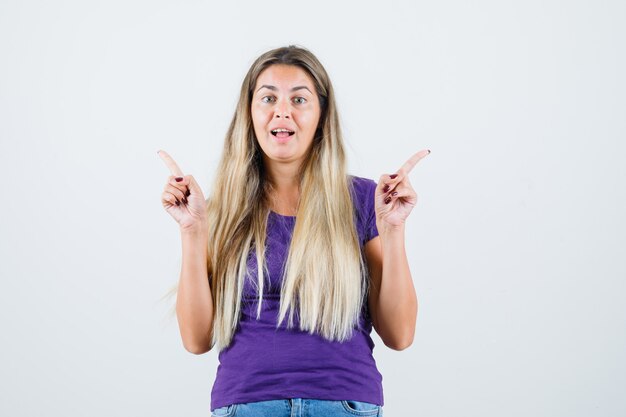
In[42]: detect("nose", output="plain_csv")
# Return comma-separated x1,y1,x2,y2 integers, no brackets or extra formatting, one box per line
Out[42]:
274,99,291,119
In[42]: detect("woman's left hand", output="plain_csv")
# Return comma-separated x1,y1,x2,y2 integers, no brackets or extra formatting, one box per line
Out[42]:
375,149,430,230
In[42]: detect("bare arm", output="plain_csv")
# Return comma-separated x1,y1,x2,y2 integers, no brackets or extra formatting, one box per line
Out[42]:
175,224,214,354
158,150,214,355
365,230,417,351
366,149,430,351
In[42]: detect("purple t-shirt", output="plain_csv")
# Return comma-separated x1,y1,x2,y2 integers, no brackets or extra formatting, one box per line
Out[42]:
210,176,383,410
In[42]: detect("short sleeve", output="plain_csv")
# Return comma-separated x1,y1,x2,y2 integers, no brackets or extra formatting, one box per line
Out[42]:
363,179,379,244
350,176,379,246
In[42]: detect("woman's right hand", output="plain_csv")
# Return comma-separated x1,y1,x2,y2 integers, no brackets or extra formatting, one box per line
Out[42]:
158,150,208,232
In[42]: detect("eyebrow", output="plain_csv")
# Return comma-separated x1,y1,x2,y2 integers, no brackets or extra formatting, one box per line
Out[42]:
256,85,313,94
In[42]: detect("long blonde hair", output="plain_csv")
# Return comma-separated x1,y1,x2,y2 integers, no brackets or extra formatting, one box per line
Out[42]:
203,45,368,352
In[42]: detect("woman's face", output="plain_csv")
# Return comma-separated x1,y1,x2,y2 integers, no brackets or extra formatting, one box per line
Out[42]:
251,64,321,170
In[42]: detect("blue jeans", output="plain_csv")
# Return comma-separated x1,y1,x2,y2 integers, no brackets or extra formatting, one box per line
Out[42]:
211,398,383,417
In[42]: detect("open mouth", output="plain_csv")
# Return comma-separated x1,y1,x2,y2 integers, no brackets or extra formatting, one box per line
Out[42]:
271,129,295,138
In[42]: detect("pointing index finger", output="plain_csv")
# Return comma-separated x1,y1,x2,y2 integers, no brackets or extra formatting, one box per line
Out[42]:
157,150,184,177
398,149,430,175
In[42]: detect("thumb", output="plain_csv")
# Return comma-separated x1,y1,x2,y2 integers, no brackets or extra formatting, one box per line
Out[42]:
185,174,204,197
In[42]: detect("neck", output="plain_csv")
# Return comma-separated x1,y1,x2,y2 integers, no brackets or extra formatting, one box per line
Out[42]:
264,159,300,192
264,159,302,215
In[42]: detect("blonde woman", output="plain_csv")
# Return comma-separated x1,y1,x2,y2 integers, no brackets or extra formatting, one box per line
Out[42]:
158,45,429,417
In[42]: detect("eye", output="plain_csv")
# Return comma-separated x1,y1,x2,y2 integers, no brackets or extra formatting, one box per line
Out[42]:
293,97,307,104
261,96,276,103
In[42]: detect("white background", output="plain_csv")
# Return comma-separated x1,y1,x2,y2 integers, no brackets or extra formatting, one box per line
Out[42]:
1,0,624,416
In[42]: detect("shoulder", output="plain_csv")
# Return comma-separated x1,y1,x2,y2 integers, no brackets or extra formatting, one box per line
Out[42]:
348,175,378,205
348,175,379,246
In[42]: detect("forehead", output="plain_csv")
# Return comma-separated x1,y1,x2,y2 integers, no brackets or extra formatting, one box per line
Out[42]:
254,64,315,91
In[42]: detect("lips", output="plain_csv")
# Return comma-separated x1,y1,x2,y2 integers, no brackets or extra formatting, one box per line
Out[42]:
271,128,295,137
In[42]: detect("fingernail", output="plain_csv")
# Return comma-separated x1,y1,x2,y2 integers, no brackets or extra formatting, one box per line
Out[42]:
175,200,180,206
390,174,398,179
175,177,183,182
383,185,390,193
182,197,187,204
384,197,391,204
392,191,398,196
428,149,431,154
185,189,190,197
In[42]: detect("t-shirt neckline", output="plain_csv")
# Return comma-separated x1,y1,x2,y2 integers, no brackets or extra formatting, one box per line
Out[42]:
270,210,296,219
